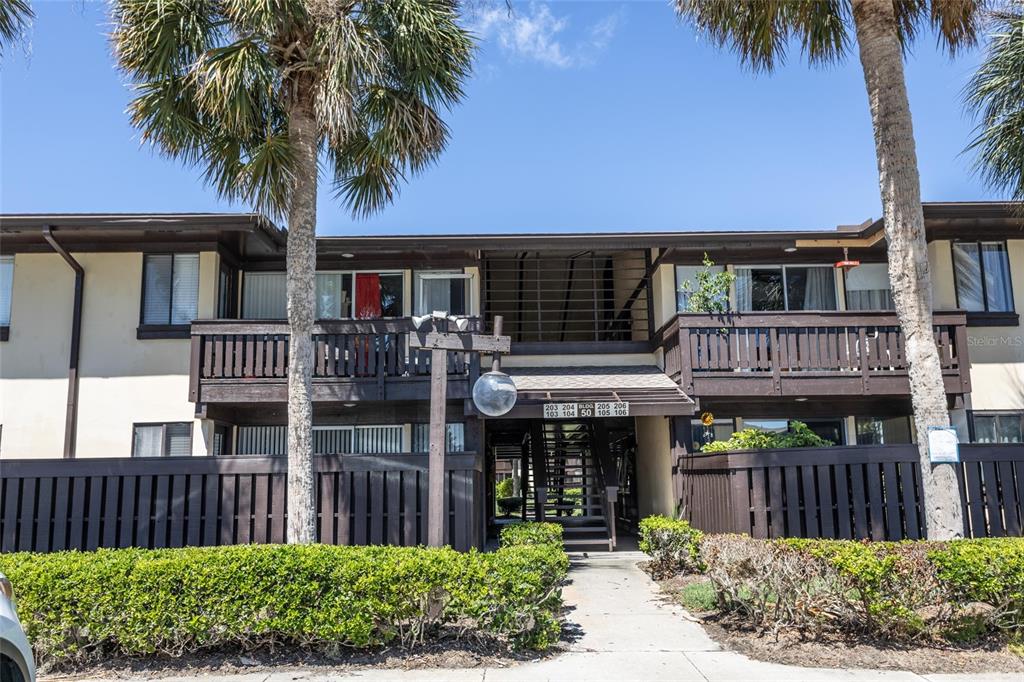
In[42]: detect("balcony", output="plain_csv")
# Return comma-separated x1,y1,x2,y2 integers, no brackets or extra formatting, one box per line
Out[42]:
657,311,971,399
188,318,482,404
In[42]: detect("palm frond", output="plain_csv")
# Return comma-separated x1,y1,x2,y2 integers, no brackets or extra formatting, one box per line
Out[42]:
0,0,33,55
964,3,1024,203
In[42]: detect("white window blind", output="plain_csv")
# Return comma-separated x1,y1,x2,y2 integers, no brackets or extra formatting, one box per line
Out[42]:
0,256,13,326
845,263,894,310
132,425,163,457
316,272,353,318
242,272,287,319
143,254,199,324
354,425,404,453
416,272,469,316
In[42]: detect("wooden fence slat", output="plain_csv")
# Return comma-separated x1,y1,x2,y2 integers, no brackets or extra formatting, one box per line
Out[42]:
203,475,219,546
52,477,69,551
135,475,152,548
404,470,418,545
102,476,119,548
849,464,868,539
767,467,784,537
998,460,1021,536
801,466,818,538
86,476,104,551
865,464,885,540
353,471,368,545
2,478,19,552
17,477,36,552
152,475,169,548
187,474,203,546
253,475,269,544
220,475,236,545
319,471,335,545
271,473,287,543
750,468,767,539
236,475,252,544
816,465,835,538
899,462,920,540
370,471,384,544
982,461,1005,537
833,465,851,539
119,476,136,548
783,466,802,536
964,462,987,537
169,474,186,548
387,472,401,546
882,462,902,540
34,478,53,553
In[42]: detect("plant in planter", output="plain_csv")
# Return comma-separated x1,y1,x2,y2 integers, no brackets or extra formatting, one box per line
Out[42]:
701,420,832,453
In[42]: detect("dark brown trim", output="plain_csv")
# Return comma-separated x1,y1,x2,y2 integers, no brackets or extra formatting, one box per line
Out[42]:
509,340,650,355
965,311,1020,327
42,226,84,460
137,324,191,339
0,326,8,342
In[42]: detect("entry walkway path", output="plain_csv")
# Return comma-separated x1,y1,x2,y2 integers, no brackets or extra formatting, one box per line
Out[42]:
64,552,1017,682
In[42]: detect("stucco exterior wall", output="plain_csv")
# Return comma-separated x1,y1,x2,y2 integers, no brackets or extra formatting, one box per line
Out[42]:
1,251,218,458
634,415,675,518
956,239,1024,411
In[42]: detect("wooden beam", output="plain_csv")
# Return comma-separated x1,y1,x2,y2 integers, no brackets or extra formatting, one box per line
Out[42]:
410,330,510,353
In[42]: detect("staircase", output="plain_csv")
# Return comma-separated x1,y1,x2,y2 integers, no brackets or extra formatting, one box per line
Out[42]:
527,421,616,551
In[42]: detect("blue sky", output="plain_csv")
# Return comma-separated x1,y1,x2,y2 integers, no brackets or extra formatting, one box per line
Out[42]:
0,1,999,235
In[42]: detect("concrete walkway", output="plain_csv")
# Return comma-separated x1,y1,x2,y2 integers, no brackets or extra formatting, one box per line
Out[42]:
61,552,1018,682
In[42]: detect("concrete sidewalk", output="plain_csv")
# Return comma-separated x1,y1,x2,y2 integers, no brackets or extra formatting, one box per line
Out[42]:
61,552,1018,682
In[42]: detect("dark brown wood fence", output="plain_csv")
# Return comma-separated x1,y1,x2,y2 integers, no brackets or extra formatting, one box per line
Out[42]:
673,444,1023,540
0,454,483,553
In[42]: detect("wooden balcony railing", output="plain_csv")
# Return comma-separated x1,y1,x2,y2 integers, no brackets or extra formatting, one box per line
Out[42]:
656,311,970,398
189,318,482,403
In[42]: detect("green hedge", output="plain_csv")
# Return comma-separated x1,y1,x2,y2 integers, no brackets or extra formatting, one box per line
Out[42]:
0,542,569,665
499,522,563,548
701,420,831,453
638,516,704,577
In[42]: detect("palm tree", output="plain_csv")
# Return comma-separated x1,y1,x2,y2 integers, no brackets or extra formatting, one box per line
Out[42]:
112,0,472,544
674,0,986,540
0,0,33,55
965,2,1024,204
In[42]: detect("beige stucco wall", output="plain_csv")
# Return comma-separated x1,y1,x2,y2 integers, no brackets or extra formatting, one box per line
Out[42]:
634,415,675,518
651,261,676,331
1,251,218,458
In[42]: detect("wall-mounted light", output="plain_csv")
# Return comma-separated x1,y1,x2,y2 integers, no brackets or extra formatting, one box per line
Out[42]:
784,247,798,253
341,253,355,259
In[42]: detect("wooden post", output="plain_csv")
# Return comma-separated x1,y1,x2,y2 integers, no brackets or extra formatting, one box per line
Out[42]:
427,345,448,547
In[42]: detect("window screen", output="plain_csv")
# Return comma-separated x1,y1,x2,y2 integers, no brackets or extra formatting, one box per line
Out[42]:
132,422,193,457
142,254,199,325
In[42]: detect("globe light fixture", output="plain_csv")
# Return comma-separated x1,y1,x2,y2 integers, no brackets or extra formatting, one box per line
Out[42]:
472,370,517,417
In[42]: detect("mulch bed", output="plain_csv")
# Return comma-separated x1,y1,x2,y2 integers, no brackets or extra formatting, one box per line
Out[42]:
40,635,567,680
651,568,1024,675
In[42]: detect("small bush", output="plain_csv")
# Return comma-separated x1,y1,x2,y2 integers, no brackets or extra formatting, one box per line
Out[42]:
675,580,718,612
496,496,523,517
0,542,569,665
500,522,563,548
495,478,515,498
638,516,704,576
698,535,1024,644
701,420,831,453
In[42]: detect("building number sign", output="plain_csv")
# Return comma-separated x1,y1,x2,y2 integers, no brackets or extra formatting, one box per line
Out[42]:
543,402,630,419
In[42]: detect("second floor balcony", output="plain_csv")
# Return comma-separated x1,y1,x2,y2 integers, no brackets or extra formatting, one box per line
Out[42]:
188,318,482,405
657,311,971,399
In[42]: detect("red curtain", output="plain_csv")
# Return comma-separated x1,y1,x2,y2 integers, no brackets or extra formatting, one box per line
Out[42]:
355,273,382,319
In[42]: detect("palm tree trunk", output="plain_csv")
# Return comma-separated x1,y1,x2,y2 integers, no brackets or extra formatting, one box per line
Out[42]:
285,92,318,545
851,0,963,540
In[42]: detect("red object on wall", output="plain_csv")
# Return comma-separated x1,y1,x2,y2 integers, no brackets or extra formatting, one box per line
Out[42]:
355,273,382,319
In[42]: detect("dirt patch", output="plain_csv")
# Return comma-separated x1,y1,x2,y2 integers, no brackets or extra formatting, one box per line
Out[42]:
651,570,1024,675
41,635,567,680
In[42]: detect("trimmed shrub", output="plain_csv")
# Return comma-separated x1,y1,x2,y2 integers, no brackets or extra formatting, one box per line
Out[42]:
500,522,563,548
698,535,1024,644
701,420,831,453
495,478,515,498
638,516,704,576
0,542,569,665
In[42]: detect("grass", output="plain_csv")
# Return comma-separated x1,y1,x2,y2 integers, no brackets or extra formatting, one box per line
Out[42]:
675,579,717,612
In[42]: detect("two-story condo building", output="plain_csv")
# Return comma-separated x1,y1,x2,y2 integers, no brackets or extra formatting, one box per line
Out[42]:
1,202,1021,549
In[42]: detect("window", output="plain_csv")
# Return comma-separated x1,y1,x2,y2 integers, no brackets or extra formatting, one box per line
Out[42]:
971,412,1024,443
212,424,232,456
412,423,466,452
234,424,406,454
743,418,846,444
217,264,238,318
675,264,725,312
141,254,199,326
845,263,894,311
735,265,837,312
690,418,736,452
415,271,469,316
132,422,192,457
316,272,354,319
241,271,403,319
953,241,1014,312
0,255,13,330
855,416,912,445
242,272,287,319
356,273,404,318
